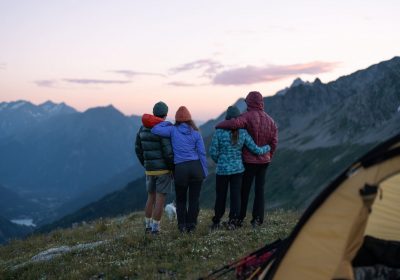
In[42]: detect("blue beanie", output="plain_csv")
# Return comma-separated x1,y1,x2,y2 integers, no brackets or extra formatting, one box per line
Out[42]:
153,101,168,117
225,106,241,120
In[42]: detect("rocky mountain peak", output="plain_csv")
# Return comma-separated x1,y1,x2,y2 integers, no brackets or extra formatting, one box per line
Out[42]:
290,77,306,87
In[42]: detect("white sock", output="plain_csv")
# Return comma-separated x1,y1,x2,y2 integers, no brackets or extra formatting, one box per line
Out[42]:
152,220,160,231
145,217,152,228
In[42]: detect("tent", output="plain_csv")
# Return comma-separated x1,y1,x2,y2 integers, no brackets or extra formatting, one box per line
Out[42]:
261,133,400,280
203,133,400,280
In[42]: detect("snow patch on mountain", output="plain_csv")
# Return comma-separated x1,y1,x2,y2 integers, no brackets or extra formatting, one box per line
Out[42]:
39,101,76,115
235,98,246,112
10,101,27,110
275,77,313,96
40,101,57,111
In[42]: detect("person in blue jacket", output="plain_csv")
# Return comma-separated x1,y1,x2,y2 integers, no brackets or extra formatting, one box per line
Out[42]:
151,106,207,233
209,106,270,229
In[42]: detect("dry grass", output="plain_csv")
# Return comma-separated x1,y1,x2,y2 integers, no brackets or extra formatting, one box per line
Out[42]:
0,209,298,279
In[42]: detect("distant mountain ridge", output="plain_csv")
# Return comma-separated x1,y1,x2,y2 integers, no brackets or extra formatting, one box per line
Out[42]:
263,57,400,149
0,101,144,227
0,100,77,138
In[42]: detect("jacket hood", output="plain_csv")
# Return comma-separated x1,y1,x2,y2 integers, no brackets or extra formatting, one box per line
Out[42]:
177,123,192,135
142,114,164,128
245,91,264,111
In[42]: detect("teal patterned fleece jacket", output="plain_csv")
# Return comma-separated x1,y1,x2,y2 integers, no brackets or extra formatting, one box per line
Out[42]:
209,129,271,175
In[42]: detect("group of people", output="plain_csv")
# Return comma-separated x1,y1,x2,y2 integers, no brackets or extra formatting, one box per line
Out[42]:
135,91,278,234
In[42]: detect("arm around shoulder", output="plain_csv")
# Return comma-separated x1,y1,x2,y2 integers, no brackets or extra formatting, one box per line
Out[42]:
243,130,271,155
151,121,173,137
215,114,247,129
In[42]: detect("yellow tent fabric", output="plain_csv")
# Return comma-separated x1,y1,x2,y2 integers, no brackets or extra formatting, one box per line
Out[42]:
365,173,400,241
271,154,400,280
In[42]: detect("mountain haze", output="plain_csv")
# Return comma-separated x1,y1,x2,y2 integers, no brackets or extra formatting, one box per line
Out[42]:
0,104,143,199
0,101,145,236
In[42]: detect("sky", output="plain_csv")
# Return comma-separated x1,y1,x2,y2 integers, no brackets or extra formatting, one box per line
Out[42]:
0,0,399,121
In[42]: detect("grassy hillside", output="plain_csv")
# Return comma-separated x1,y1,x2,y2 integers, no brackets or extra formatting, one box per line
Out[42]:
0,209,298,279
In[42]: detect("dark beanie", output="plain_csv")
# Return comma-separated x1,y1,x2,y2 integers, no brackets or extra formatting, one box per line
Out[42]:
225,105,241,120
153,101,168,117
175,106,192,122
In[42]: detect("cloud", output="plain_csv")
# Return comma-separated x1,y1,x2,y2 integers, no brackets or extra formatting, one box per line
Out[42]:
110,70,166,78
63,79,131,85
169,59,224,77
167,81,198,87
212,61,338,85
34,80,58,88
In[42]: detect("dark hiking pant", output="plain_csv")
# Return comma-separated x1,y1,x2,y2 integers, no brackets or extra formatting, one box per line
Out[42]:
239,163,269,225
212,172,243,224
174,160,204,231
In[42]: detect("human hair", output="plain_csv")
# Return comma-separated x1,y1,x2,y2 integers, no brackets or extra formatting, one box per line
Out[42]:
231,129,239,145
175,120,199,131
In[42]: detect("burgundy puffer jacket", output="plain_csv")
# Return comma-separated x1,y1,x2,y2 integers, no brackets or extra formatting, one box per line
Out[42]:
216,91,278,164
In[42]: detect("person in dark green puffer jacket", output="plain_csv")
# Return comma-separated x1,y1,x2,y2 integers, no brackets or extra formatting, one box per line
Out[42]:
135,101,174,234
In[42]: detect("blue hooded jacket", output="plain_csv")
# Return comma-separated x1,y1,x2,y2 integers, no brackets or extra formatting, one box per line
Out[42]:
151,121,208,178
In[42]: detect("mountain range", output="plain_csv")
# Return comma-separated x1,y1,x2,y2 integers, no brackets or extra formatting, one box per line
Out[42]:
1,56,400,241
37,56,400,233
0,100,76,138
0,101,144,230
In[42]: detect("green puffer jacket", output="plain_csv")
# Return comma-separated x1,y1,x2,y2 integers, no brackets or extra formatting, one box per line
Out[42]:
135,125,174,171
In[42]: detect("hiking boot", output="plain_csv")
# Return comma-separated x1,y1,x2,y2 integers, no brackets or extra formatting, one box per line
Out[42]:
145,227,152,234
210,222,220,231
178,224,186,233
236,219,243,228
226,223,236,230
251,218,263,229
227,220,237,230
186,223,196,233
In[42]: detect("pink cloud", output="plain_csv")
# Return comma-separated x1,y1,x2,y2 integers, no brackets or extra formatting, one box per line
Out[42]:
169,59,224,77
110,70,166,78
63,79,131,85
213,61,339,85
167,81,197,87
34,80,58,88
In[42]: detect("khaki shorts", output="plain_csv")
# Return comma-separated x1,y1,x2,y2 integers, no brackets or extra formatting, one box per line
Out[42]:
146,173,173,194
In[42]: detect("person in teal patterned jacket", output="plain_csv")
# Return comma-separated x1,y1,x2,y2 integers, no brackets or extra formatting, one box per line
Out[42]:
209,106,270,229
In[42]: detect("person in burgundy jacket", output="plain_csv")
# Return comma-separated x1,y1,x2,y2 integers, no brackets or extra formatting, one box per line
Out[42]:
215,91,278,227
